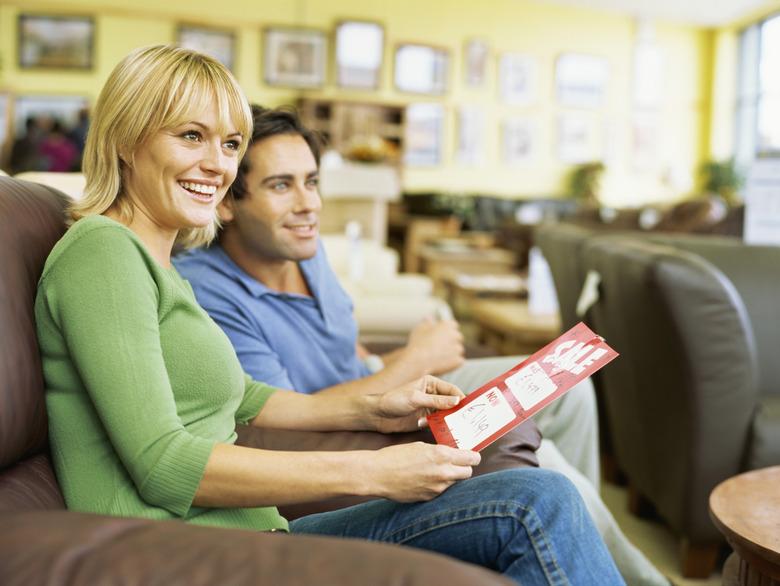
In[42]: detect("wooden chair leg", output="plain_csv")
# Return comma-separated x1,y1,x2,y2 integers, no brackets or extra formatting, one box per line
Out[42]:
680,539,720,579
627,483,656,519
600,453,626,485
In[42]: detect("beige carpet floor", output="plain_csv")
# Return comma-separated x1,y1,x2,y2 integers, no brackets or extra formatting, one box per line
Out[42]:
601,481,724,586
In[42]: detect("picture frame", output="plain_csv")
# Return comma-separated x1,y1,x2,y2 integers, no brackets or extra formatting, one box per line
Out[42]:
18,14,95,70
394,44,449,95
177,24,236,71
335,20,384,90
557,113,602,163
455,105,486,166
498,53,537,106
13,95,90,136
464,39,489,88
264,27,327,88
503,117,537,165
555,53,610,109
404,103,445,166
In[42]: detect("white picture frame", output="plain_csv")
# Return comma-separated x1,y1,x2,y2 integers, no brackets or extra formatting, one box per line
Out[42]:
404,103,445,166
498,53,537,106
335,20,384,90
464,39,489,88
456,105,486,165
503,117,537,165
556,53,610,109
394,44,449,95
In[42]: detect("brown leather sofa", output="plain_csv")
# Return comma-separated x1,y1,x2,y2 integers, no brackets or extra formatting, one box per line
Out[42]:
0,177,522,585
537,222,780,578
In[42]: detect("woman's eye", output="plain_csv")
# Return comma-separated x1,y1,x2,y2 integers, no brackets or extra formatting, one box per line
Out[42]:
224,140,241,151
182,130,201,141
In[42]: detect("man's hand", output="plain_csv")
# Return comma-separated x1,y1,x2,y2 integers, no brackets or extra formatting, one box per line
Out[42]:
404,318,465,376
366,442,480,502
368,375,465,433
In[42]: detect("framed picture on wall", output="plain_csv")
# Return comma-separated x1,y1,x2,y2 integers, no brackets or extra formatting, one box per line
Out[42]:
335,20,384,90
404,102,445,166
177,24,236,70
555,53,610,109
394,44,449,95
13,95,90,136
498,53,537,106
503,117,537,165
18,14,95,70
264,27,327,88
557,113,602,163
464,40,489,88
455,105,486,165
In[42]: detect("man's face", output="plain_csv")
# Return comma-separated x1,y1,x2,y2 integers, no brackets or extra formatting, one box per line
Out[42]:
220,134,321,262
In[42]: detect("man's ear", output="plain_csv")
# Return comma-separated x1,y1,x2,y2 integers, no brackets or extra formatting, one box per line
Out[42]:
217,195,236,223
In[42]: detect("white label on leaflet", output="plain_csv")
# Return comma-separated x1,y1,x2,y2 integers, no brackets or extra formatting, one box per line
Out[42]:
444,387,516,450
505,361,557,410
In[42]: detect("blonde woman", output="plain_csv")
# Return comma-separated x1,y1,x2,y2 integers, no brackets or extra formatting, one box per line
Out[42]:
36,45,622,585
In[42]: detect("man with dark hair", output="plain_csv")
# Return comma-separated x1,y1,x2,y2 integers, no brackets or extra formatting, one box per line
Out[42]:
175,105,669,586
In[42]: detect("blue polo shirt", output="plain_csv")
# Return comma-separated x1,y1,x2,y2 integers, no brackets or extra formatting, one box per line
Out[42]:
174,242,371,393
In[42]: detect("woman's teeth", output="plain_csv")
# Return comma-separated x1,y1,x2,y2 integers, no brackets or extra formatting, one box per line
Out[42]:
179,181,217,195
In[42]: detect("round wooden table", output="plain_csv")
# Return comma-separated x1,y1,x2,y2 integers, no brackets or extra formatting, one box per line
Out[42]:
709,466,780,585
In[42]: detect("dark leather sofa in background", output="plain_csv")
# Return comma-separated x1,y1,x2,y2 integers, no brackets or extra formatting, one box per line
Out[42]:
536,222,780,579
0,177,519,586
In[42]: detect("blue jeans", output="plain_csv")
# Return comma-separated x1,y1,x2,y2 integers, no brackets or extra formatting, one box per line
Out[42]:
290,468,624,585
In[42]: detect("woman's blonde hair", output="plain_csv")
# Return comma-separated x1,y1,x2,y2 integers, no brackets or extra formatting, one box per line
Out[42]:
72,44,252,249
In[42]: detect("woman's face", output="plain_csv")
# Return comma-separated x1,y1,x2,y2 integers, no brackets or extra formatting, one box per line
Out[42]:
122,102,242,234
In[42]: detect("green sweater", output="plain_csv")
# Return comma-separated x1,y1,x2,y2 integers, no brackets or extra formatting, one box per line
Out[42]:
35,215,288,531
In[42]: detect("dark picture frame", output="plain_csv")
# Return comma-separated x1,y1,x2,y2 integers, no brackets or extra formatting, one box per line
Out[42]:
335,20,384,90
18,14,95,70
264,27,327,88
177,24,236,71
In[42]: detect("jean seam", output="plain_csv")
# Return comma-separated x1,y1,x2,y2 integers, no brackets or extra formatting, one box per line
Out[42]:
382,500,568,585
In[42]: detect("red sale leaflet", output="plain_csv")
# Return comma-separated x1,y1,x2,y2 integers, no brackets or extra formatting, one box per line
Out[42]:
427,322,618,452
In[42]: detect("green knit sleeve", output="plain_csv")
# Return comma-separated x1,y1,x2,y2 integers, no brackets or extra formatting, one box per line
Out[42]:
235,374,278,425
39,225,215,517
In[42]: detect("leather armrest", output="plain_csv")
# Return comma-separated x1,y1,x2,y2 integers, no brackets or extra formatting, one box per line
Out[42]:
0,510,511,586
235,422,540,521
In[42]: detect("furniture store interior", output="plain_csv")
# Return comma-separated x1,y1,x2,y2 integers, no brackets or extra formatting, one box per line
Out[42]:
1,0,779,585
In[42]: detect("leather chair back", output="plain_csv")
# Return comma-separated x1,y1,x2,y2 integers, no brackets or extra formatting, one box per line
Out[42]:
582,236,759,541
0,177,69,512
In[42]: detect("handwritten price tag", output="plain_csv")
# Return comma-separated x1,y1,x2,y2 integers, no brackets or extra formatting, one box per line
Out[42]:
427,322,618,451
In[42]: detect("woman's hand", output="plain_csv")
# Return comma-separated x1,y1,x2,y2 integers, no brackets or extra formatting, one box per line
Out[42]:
369,375,465,434
366,442,480,502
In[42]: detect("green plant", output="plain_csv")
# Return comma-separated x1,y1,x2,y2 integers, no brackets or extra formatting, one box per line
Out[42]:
567,162,605,205
700,158,744,204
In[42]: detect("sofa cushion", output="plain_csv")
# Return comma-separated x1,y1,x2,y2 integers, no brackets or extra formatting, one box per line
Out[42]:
0,178,68,472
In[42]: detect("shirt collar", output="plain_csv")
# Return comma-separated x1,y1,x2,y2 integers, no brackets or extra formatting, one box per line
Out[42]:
204,242,322,304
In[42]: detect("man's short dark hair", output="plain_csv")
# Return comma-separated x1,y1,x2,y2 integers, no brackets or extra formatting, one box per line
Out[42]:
231,105,322,200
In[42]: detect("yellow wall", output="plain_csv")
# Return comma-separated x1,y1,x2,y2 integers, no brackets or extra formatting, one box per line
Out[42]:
2,0,714,205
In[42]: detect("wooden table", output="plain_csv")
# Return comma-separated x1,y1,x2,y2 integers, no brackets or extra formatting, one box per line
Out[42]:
470,299,560,356
418,244,516,295
709,466,780,585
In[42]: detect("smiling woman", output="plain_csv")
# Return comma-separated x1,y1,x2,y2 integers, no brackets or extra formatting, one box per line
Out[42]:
71,44,252,254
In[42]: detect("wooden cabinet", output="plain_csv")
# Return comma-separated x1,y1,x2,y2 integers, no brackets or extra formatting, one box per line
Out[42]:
297,98,405,157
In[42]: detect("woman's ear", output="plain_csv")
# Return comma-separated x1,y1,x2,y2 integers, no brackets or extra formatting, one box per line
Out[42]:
217,196,235,223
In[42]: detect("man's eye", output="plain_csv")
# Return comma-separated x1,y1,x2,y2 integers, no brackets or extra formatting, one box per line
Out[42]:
306,178,319,188
272,182,289,191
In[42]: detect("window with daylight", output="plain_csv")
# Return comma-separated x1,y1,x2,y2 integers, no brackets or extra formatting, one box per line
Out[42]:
736,13,780,162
